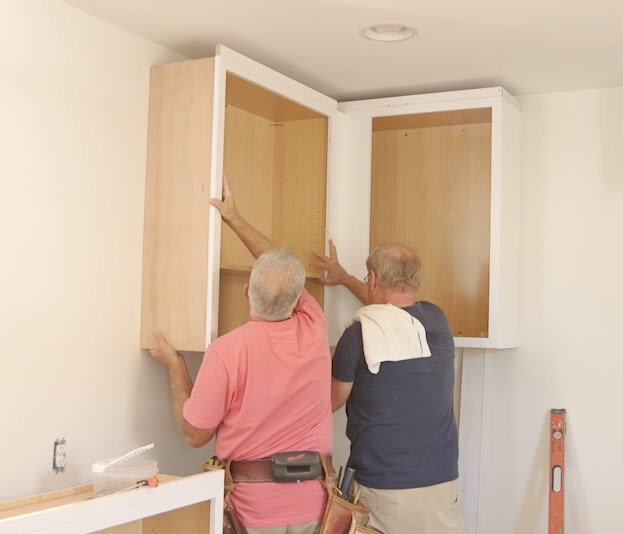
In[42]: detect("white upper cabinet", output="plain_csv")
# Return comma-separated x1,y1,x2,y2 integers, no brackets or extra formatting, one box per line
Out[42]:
327,88,521,349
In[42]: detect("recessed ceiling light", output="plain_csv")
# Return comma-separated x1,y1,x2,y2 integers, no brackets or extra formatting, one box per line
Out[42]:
360,23,417,42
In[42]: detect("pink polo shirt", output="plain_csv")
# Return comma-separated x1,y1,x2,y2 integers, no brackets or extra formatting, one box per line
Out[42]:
183,289,333,527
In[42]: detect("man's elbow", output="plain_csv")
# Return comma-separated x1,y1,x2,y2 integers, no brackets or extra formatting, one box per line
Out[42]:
183,424,215,448
331,398,345,413
185,433,206,448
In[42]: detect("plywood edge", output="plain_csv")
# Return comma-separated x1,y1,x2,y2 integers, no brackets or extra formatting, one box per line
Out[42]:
0,485,92,517
373,108,492,131
0,471,224,533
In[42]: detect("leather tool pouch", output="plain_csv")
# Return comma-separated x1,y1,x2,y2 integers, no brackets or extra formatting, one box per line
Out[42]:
223,503,246,534
320,491,383,534
271,451,322,482
320,492,369,534
204,458,247,534
346,516,384,533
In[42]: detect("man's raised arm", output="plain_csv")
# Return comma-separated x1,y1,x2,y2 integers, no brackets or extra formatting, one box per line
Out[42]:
210,174,275,259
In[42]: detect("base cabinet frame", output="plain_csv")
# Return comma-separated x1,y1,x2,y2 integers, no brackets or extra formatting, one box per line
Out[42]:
0,471,224,534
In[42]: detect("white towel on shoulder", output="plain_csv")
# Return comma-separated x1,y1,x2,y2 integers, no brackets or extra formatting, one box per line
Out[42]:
353,304,431,374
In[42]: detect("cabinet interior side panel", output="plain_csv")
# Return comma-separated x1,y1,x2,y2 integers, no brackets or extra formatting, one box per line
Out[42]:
218,271,250,336
141,59,214,351
370,123,491,338
271,118,328,277
141,502,210,533
221,105,275,269
93,520,142,533
219,106,275,334
305,279,325,309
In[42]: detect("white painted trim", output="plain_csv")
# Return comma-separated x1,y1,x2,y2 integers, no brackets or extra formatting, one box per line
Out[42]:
340,87,507,111
206,55,227,347
216,45,338,115
458,349,486,534
0,470,224,534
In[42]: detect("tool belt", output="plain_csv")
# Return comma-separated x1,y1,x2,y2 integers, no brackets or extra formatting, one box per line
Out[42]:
205,452,381,533
205,451,337,534
229,451,330,483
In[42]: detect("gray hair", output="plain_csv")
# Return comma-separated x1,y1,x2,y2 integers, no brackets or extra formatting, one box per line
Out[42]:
366,242,421,292
248,247,306,321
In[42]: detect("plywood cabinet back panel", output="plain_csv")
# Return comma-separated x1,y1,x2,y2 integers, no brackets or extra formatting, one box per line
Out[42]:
272,118,328,275
370,119,491,338
221,105,275,270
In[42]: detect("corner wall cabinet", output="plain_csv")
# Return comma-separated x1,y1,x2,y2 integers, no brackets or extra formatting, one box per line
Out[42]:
331,89,521,348
140,46,521,351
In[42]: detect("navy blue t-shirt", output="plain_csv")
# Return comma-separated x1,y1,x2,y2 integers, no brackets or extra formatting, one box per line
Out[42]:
332,301,459,489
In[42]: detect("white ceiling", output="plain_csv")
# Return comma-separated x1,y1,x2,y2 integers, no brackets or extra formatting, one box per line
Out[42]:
62,0,623,102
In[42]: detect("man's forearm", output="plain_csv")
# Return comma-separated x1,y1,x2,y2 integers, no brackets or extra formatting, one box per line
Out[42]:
166,355,217,447
225,212,276,259
167,354,194,434
343,274,369,305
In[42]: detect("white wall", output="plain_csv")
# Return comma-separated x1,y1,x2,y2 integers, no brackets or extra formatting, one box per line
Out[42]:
0,0,211,502
478,88,623,533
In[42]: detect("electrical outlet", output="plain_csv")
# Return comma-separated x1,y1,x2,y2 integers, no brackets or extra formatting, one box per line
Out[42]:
53,438,66,473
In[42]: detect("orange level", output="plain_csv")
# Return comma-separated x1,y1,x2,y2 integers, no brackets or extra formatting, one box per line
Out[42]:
549,409,566,534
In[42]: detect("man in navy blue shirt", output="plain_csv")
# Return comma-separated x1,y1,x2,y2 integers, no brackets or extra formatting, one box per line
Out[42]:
314,240,463,534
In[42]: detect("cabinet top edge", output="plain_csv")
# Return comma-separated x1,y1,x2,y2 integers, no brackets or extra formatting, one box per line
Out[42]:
216,44,339,113
339,86,521,113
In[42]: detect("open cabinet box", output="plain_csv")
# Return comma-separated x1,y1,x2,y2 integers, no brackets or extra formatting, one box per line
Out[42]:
218,73,328,335
140,47,337,351
333,88,521,349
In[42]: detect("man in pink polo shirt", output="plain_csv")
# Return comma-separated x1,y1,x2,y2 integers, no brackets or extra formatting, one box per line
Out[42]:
149,176,333,533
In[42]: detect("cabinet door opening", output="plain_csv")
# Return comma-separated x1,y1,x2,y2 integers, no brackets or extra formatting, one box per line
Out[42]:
218,74,328,336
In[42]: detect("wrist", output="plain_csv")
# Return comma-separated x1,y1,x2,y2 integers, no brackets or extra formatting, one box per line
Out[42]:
345,273,362,288
223,209,243,227
168,352,186,372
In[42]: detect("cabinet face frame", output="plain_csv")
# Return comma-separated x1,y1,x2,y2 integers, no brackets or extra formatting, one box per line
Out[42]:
334,87,521,349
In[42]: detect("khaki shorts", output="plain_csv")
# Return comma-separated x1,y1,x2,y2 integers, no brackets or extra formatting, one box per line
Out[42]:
245,518,323,534
355,478,463,534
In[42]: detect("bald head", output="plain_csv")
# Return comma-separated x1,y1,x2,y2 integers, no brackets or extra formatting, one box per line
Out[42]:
366,242,421,293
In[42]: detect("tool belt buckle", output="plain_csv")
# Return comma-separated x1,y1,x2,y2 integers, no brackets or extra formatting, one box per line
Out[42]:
270,451,322,482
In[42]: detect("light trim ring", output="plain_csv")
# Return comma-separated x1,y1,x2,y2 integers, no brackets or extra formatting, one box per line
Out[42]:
360,23,417,42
